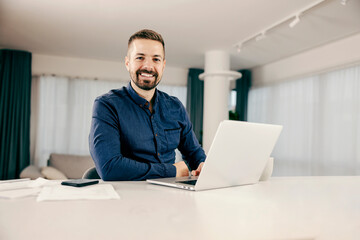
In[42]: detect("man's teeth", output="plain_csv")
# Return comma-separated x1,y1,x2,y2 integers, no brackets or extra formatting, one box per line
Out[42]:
141,73,153,77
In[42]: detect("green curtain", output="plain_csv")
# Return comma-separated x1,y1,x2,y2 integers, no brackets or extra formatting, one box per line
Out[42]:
0,49,32,180
235,69,252,121
186,68,204,145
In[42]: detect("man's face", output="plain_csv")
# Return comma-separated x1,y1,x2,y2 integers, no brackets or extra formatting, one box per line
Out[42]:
125,39,166,91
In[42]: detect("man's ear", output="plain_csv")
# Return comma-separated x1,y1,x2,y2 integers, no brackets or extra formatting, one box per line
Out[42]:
125,56,130,71
162,59,166,71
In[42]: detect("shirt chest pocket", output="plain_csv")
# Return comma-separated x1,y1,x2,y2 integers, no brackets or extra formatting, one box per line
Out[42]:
164,128,181,152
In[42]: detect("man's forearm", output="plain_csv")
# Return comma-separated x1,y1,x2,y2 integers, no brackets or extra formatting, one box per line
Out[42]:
92,153,177,181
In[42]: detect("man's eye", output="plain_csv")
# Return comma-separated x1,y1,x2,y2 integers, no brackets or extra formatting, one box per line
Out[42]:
136,57,144,60
154,58,161,62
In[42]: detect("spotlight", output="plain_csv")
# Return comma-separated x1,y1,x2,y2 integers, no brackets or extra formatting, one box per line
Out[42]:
289,14,300,28
236,44,242,53
340,0,347,5
255,32,266,41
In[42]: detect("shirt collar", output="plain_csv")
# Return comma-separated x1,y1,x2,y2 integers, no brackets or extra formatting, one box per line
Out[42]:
126,82,159,109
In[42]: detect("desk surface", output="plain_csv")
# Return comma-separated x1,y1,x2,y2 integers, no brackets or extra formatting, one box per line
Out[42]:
1,176,360,240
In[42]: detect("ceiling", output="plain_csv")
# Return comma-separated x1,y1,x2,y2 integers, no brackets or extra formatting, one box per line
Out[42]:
0,0,359,70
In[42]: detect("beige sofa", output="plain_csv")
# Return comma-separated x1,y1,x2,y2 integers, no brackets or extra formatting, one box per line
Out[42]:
20,153,95,180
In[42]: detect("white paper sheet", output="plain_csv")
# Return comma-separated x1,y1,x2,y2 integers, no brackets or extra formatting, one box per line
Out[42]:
0,178,59,199
0,188,41,199
0,177,51,192
37,184,120,202
0,179,33,192
0,178,30,184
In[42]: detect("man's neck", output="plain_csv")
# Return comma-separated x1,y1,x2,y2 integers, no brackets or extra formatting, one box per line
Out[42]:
130,81,155,102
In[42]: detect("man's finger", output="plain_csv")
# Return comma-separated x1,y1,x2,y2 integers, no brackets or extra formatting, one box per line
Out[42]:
191,170,199,176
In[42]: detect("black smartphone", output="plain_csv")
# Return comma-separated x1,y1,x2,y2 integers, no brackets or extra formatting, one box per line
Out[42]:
61,179,99,187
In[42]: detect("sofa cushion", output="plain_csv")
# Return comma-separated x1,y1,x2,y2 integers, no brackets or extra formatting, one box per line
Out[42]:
48,154,95,179
20,165,44,180
41,166,68,180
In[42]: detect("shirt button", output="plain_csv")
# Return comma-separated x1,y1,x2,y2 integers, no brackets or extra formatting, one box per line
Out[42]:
158,153,160,156
155,134,158,137
145,102,148,106
140,104,143,107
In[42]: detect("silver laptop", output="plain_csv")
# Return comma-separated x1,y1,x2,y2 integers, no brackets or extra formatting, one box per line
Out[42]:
146,120,283,191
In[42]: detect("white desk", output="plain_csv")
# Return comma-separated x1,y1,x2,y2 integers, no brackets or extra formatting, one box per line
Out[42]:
1,176,360,240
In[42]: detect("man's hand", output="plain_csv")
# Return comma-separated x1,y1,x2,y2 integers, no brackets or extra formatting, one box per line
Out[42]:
191,162,204,176
173,161,190,177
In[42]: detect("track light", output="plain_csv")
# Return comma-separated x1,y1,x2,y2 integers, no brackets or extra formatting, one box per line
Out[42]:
233,0,327,53
236,46,242,53
255,32,266,41
289,14,300,28
340,0,348,5
235,43,242,53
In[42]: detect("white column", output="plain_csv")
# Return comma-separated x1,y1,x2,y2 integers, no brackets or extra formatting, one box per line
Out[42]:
199,51,242,153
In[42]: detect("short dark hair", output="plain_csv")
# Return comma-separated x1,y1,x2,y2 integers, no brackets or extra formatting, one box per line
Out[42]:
128,29,165,56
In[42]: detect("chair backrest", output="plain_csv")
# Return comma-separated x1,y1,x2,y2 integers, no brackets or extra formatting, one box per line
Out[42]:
49,153,94,179
82,167,101,179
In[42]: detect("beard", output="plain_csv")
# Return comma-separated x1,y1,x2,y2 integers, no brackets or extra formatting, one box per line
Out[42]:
130,69,161,91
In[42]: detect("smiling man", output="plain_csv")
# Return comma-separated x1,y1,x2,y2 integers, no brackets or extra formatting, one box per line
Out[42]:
89,29,206,181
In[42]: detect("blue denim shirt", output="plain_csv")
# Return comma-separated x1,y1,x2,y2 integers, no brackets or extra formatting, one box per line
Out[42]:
89,83,206,181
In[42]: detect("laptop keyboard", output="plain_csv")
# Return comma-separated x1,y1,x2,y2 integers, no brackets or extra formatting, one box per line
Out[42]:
176,180,197,185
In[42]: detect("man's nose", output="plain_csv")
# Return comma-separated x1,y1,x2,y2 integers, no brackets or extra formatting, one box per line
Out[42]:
141,58,155,71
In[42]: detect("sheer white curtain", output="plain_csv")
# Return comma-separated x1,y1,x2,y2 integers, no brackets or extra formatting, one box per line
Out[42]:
33,75,188,167
248,64,360,176
33,76,124,166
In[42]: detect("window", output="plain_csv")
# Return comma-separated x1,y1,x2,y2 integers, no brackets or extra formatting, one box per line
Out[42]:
248,64,360,176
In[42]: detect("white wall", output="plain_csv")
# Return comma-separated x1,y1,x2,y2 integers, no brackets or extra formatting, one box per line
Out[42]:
32,54,188,86
252,33,360,86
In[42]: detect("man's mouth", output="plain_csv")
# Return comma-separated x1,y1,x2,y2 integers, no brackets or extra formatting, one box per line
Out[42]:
133,70,161,90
